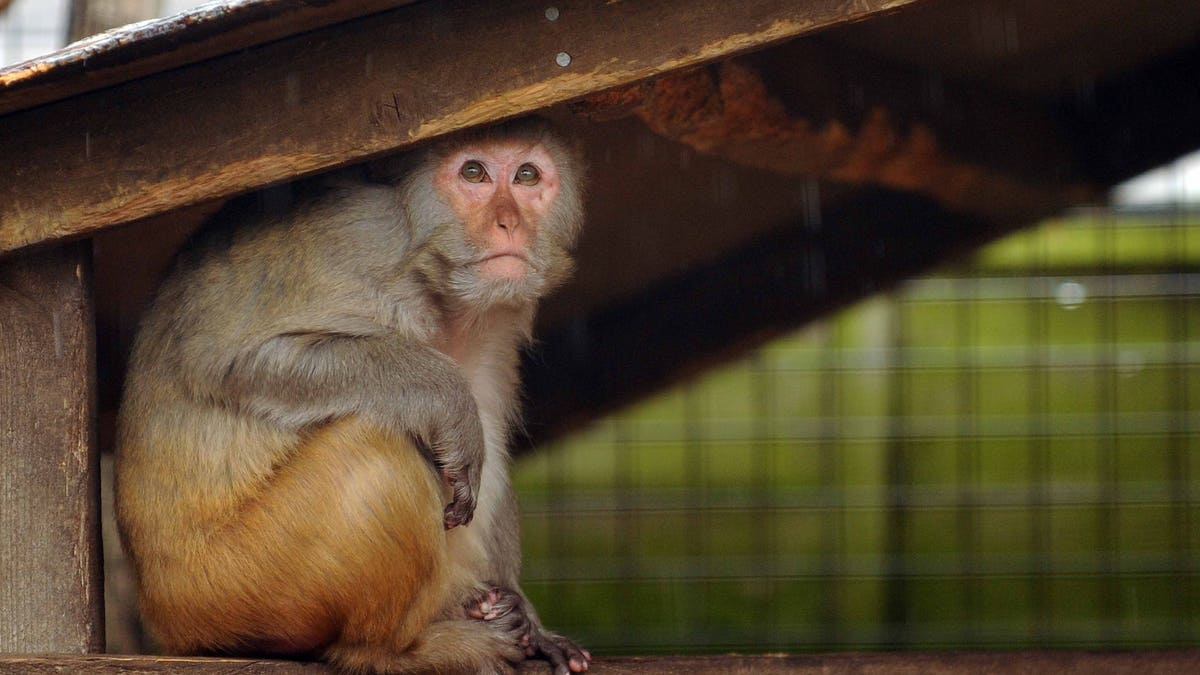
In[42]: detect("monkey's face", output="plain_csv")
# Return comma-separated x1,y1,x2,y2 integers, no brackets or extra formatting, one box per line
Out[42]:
416,133,583,308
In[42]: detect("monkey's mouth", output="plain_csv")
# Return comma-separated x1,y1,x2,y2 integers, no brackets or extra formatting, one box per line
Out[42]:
477,253,529,279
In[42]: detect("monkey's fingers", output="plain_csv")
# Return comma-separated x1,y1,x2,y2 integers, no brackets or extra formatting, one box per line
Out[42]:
466,588,509,620
465,588,526,624
465,588,501,619
441,467,477,529
532,630,591,674
443,501,471,529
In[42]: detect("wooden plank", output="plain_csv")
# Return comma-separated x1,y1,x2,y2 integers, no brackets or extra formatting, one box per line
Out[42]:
0,0,926,257
0,243,102,653
579,44,1093,226
0,0,420,116
3,651,1200,674
0,655,327,674
522,187,1002,447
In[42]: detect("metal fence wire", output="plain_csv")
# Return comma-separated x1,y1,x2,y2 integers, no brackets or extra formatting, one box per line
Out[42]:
516,206,1199,655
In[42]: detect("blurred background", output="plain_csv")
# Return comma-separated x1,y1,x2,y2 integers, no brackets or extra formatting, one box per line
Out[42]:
3,0,1197,658
519,187,1199,654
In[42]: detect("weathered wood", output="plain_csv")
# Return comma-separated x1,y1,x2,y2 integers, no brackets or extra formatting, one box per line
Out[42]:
0,0,926,257
3,651,1200,674
0,655,327,674
0,243,102,653
1,0,420,116
581,52,1093,224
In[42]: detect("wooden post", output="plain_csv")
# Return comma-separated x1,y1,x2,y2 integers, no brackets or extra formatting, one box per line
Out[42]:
0,242,103,653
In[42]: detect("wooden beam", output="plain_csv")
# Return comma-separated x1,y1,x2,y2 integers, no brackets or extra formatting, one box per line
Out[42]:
2,651,1199,674
578,41,1096,225
0,0,926,257
0,243,102,653
1,0,420,116
521,188,1002,448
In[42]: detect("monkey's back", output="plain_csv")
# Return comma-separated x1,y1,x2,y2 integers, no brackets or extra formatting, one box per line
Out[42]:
117,179,414,509
117,191,361,525
114,181,455,653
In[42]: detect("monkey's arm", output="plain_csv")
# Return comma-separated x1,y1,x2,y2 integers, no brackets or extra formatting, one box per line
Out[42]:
219,330,484,527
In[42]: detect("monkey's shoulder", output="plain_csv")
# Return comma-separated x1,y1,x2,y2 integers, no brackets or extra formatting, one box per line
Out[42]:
188,177,395,256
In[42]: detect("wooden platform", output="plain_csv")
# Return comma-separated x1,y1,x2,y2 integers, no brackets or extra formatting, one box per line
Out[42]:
4,651,1200,674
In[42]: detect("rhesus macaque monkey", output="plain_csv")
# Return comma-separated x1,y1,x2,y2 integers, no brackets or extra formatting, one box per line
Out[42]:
115,118,590,675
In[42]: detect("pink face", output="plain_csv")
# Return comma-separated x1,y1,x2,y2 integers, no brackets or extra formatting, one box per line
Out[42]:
433,137,563,279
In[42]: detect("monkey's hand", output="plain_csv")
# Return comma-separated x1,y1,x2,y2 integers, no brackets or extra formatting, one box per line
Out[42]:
411,374,485,530
465,588,591,674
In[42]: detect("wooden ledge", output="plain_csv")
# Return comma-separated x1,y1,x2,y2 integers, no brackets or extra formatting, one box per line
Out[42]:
3,651,1199,674
0,0,925,257
0,0,419,116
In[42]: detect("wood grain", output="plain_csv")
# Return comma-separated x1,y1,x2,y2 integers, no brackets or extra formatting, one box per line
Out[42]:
2,651,1199,674
0,243,102,653
0,0,924,257
0,0,420,116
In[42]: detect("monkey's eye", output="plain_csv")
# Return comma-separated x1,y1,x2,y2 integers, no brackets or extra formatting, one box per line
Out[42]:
460,160,487,183
514,163,541,186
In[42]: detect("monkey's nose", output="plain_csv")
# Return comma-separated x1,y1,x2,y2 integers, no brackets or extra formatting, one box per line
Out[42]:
490,190,521,233
494,209,521,233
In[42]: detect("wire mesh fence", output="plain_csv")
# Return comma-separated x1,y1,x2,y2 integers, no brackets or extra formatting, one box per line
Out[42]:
0,0,205,68
0,0,68,66
516,206,1199,655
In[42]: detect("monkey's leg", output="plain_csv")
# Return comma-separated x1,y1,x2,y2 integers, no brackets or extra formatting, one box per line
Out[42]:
301,426,526,674
328,613,529,675
139,417,449,655
140,417,523,673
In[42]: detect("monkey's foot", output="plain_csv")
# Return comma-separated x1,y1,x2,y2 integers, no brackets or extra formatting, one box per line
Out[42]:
465,588,516,621
464,588,591,674
528,627,591,675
